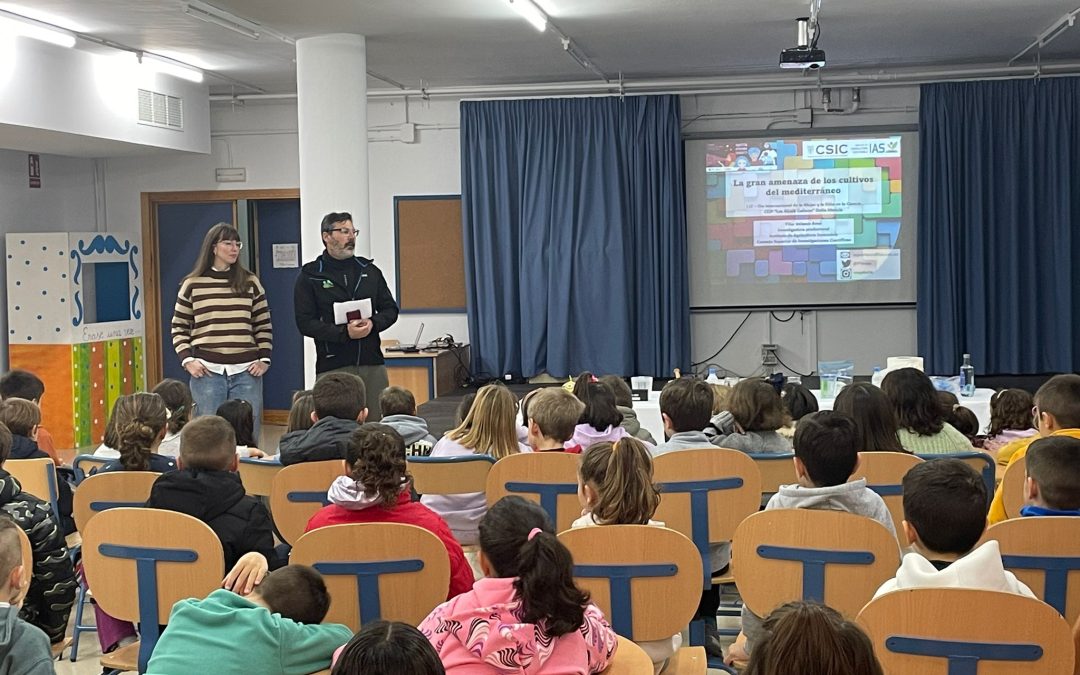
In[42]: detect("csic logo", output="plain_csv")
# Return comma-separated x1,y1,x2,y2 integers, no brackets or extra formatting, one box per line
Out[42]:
802,137,902,159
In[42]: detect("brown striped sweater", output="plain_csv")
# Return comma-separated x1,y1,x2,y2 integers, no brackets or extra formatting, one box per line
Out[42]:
172,270,273,364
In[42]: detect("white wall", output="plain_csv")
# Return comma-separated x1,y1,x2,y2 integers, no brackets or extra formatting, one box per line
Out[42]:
0,150,100,365
682,86,921,376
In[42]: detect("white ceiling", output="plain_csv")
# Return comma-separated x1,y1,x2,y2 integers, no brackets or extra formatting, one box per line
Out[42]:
6,0,1080,95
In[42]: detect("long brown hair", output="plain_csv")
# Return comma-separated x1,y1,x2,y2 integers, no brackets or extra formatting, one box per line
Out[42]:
833,382,906,453
346,424,410,507
579,438,660,525
727,378,789,432
988,388,1035,437
446,384,520,459
744,601,883,675
183,223,253,294
111,392,168,471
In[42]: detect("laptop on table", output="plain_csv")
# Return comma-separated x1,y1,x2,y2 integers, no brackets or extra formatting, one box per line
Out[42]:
385,323,425,353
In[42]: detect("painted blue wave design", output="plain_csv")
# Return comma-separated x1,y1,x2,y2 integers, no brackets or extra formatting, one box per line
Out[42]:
70,249,82,285
78,235,131,255
129,245,140,279
131,287,141,319
72,291,83,326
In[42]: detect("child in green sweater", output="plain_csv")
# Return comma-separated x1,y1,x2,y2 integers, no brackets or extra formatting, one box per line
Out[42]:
147,565,352,675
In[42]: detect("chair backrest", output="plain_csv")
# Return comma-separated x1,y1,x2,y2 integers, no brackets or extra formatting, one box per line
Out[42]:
408,455,495,495
269,460,346,545
4,458,60,524
486,453,581,532
82,507,224,673
916,452,996,495
746,452,797,496
999,455,1028,520
72,454,111,484
858,588,1075,674
851,451,924,540
290,523,450,631
732,509,899,618
986,517,1080,624
237,457,283,497
602,636,655,675
559,525,702,642
652,448,762,588
73,471,160,533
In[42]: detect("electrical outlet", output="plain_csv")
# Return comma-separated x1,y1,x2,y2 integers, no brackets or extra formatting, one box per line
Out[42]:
761,343,778,367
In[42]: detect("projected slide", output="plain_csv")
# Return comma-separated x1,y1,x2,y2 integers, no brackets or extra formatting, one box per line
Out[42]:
705,136,902,284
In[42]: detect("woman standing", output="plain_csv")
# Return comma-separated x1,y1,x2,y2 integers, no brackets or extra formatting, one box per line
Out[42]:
172,223,272,439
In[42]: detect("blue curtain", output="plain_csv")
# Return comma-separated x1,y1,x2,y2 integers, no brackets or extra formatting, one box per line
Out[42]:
918,78,1080,375
460,95,689,379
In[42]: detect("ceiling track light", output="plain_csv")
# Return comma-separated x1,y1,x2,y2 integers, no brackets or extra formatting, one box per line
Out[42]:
181,0,295,44
508,0,548,32
0,10,75,47
138,51,204,83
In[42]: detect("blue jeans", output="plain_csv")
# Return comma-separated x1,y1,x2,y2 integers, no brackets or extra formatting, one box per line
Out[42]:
189,369,264,442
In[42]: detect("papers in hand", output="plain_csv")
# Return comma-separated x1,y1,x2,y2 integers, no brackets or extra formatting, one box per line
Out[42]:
333,299,372,325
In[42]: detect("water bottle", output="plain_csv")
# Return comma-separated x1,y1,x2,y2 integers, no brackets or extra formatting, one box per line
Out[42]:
960,353,975,397
705,367,721,385
871,366,885,388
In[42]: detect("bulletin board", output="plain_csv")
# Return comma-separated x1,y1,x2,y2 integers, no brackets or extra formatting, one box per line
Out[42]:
393,195,466,312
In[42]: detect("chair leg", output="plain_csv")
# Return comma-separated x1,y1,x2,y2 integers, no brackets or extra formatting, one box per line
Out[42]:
69,579,97,661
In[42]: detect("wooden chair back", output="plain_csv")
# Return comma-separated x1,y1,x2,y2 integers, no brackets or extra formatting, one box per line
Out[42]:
290,523,450,631
916,452,996,495
745,452,797,496
858,588,1075,674
238,457,283,497
601,636,655,675
986,517,1080,624
16,526,31,586
652,448,761,588
5,458,60,523
72,454,110,484
269,460,346,544
81,508,224,673
486,453,581,532
408,455,495,495
851,451,923,540
999,455,1028,520
73,471,159,533
732,509,899,618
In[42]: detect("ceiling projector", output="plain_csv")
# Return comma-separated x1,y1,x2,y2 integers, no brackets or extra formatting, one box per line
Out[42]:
780,17,825,69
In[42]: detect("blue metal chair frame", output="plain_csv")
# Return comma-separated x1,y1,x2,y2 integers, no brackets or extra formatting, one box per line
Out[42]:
72,454,110,485
312,558,427,624
916,452,995,494
884,635,1043,674
1000,553,1080,616
500,479,577,526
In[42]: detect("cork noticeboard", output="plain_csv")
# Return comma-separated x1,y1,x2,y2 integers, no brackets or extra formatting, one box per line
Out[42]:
394,195,466,312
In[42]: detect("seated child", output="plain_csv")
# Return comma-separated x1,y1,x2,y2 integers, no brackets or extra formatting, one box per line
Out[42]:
279,373,368,465
599,375,657,445
217,399,266,458
378,386,438,456
945,405,982,444
152,379,194,458
145,416,277,592
873,459,1033,598
711,378,793,454
516,388,539,445
97,393,178,474
778,382,819,440
729,411,895,663
569,373,629,448
703,383,736,442
306,424,474,598
526,387,585,453
147,565,352,675
0,371,58,464
573,438,673,673
652,377,716,456
0,422,75,644
419,496,618,673
1020,436,1080,516
742,601,883,675
0,516,54,675
987,388,1038,462
286,390,316,434
0,398,76,534
332,620,445,675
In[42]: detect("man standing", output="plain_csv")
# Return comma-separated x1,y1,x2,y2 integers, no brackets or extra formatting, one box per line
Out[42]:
294,212,398,421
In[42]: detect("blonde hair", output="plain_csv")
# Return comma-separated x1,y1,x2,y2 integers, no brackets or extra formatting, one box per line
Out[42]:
578,438,660,525
710,384,732,415
528,388,585,443
447,384,521,459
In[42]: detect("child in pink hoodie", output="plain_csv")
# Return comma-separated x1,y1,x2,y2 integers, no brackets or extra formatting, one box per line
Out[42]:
568,373,630,450
419,496,618,674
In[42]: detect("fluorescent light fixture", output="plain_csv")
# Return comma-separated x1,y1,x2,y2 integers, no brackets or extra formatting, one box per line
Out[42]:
141,53,203,83
183,1,260,39
0,13,75,47
508,0,548,32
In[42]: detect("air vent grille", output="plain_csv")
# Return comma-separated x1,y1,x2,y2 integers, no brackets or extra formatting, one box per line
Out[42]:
137,89,183,130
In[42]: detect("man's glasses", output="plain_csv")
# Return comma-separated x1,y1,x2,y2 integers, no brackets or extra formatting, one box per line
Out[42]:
324,227,359,237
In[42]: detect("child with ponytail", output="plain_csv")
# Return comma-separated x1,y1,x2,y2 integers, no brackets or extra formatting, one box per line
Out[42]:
98,392,177,474
573,438,675,673
419,496,618,673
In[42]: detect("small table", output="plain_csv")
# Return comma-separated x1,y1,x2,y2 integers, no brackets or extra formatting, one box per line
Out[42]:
383,345,470,406
633,392,666,444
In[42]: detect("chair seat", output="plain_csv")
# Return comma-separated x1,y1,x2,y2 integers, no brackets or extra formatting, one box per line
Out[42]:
663,646,707,675
50,637,72,659
99,640,140,671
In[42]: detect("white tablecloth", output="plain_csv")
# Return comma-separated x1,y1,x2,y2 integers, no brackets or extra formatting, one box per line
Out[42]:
633,386,997,441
